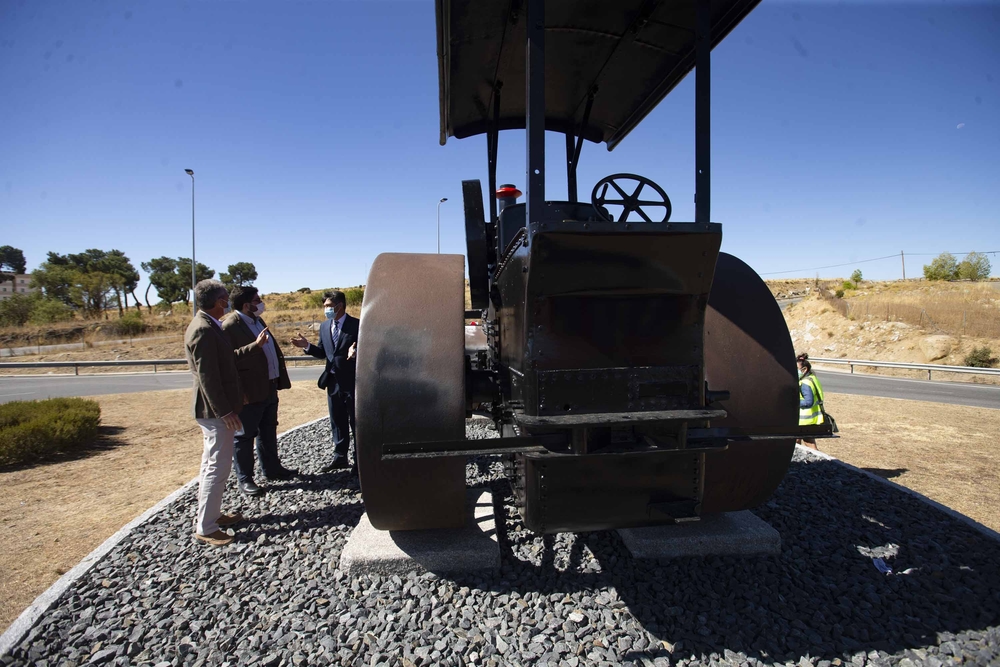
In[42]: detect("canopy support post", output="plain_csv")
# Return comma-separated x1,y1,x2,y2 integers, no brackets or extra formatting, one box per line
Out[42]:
488,83,502,224
565,130,577,203
695,0,711,223
526,0,545,228
567,88,595,204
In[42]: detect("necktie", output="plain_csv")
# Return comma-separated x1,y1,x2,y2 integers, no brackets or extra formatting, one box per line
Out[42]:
332,319,341,347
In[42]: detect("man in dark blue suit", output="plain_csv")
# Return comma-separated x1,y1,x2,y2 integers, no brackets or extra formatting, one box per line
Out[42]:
291,291,359,472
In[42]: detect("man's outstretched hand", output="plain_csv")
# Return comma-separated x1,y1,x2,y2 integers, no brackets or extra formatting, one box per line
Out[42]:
291,333,309,349
347,342,357,360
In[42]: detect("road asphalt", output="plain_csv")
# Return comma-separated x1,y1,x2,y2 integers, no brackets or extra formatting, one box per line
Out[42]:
1,367,997,409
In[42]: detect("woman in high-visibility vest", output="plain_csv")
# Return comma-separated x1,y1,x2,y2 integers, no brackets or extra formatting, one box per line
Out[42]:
796,353,824,450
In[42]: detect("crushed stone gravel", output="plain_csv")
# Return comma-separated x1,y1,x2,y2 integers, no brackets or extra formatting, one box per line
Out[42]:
2,418,998,667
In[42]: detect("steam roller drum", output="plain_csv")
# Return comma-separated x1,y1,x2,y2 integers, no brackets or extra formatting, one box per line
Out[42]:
701,252,799,513
355,253,467,530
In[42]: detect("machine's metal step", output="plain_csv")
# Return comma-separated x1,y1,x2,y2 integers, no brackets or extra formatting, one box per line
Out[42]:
515,408,726,428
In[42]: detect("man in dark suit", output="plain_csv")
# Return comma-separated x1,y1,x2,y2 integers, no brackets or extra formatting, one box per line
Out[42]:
291,290,358,472
184,279,245,547
222,285,296,496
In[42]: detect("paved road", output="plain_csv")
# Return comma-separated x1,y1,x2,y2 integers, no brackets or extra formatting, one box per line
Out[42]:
2,366,997,409
816,370,1000,410
776,297,803,310
0,366,324,403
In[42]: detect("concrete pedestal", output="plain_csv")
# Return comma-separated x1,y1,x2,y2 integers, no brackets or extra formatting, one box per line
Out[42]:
618,510,780,559
339,489,500,576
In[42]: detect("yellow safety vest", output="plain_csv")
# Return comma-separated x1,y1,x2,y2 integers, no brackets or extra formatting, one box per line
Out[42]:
799,374,825,426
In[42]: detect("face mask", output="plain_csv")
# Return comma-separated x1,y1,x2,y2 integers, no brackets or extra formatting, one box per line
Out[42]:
798,368,805,378
254,302,266,316
324,307,336,320
222,304,231,315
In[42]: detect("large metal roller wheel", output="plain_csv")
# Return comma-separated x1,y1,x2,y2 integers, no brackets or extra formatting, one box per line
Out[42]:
701,252,799,513
356,253,467,531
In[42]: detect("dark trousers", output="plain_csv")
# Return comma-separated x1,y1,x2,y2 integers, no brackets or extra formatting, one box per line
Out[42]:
327,389,356,461
233,387,283,483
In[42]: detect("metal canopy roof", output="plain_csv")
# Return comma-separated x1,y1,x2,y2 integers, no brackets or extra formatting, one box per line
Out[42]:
436,0,760,150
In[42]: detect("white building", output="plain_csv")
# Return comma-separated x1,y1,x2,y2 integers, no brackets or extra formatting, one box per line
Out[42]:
0,274,36,300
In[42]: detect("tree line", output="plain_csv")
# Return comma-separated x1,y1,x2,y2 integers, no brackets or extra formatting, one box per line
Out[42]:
0,245,257,327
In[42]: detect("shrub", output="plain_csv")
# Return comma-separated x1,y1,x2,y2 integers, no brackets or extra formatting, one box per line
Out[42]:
110,311,146,337
296,287,311,294
841,280,855,291
0,293,35,326
344,287,365,307
957,252,992,282
923,253,959,281
850,269,863,284
964,346,998,368
835,289,845,298
0,398,101,466
303,291,326,308
29,297,74,324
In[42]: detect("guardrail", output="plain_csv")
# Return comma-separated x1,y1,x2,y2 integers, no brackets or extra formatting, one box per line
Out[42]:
1,356,996,380
0,357,320,376
810,357,1000,380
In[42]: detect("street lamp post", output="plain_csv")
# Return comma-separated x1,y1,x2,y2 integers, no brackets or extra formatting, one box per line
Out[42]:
437,197,448,254
184,169,195,299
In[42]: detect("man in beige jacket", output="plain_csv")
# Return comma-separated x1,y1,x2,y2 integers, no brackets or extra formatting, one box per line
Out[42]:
184,279,246,546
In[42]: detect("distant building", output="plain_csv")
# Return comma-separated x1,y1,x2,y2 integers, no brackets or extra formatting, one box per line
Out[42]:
0,274,37,300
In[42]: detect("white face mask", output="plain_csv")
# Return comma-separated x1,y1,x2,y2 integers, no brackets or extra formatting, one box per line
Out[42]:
324,307,336,320
254,302,266,316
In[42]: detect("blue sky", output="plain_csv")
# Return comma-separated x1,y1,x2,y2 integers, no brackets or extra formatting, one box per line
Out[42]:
2,0,997,299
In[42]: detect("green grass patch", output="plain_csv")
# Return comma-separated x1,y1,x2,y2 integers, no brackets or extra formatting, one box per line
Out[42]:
0,398,102,467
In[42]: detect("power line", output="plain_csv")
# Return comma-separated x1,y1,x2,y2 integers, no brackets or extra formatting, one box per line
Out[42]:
760,250,998,276
760,254,899,276
900,251,999,257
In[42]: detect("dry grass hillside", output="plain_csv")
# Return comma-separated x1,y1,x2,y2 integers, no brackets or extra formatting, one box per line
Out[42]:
0,287,363,374
3,279,998,379
776,279,1000,382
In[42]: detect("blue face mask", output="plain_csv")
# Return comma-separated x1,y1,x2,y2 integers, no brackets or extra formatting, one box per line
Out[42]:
324,307,336,320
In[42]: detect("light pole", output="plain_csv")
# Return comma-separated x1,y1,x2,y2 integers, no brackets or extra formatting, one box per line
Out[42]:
184,169,195,299
437,197,448,253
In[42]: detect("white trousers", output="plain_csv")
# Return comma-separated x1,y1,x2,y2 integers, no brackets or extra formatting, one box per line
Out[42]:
194,417,235,536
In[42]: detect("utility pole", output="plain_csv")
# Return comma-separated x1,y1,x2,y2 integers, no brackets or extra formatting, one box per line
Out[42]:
437,198,448,253
185,169,196,299
901,251,906,280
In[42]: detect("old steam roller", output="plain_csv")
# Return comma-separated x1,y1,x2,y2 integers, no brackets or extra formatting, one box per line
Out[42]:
355,0,833,533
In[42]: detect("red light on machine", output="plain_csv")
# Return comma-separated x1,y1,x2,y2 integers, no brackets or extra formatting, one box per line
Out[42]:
496,185,522,199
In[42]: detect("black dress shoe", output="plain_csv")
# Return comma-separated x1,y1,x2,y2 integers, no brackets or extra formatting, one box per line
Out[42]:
321,458,350,473
239,481,264,497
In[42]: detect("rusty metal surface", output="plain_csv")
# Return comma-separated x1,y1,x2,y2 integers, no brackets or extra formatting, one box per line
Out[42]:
701,252,798,513
355,253,468,530
521,450,704,533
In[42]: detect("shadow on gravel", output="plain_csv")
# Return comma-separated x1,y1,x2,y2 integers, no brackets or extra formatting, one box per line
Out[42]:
460,457,1000,665
238,502,366,541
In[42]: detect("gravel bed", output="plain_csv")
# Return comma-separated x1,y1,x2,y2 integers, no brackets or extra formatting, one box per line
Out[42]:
3,419,999,667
